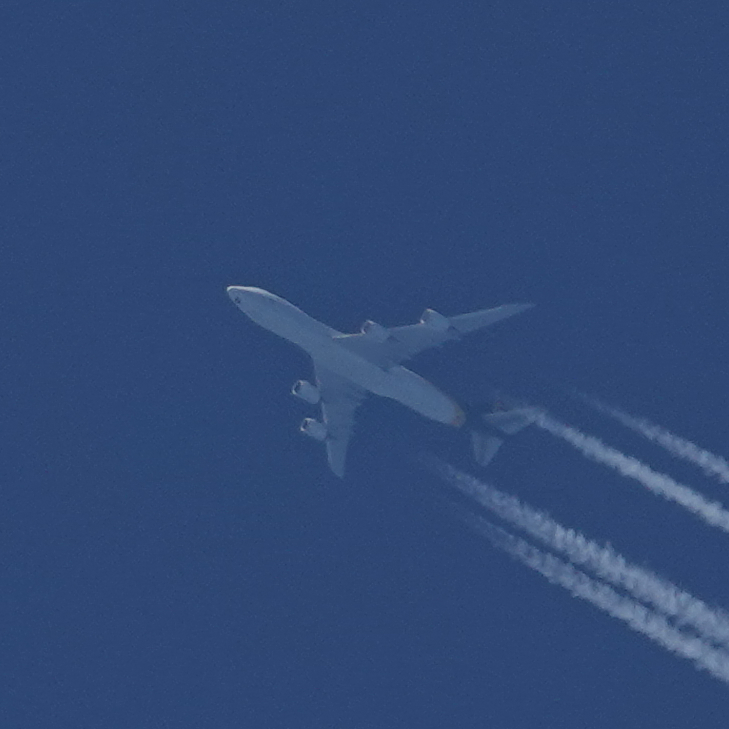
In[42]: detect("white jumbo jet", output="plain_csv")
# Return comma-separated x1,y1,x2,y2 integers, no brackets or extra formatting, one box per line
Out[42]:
227,286,536,477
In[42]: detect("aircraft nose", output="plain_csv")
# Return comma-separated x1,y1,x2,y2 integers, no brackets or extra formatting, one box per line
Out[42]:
227,286,267,315
227,286,249,309
227,285,252,300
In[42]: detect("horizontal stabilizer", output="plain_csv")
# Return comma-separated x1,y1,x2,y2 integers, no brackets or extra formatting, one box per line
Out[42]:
480,408,537,435
471,432,505,467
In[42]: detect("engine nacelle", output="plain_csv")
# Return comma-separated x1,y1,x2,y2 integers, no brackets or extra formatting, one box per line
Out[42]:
292,380,320,404
300,417,327,442
420,308,451,332
361,319,390,343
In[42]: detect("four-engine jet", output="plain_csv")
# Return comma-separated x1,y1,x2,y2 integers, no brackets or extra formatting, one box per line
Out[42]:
227,286,536,477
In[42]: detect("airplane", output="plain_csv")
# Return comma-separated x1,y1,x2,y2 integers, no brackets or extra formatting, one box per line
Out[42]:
227,286,537,477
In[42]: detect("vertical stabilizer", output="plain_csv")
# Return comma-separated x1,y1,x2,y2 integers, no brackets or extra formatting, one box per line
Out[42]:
470,431,505,467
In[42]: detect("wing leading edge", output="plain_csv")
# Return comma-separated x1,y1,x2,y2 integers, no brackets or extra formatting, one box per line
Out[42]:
334,302,533,366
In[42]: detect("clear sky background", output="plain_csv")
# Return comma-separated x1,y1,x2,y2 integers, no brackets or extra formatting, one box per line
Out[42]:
4,2,729,727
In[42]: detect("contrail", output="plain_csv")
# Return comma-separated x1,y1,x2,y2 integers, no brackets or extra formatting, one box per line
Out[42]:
578,393,729,486
433,460,729,649
450,503,729,686
535,412,729,534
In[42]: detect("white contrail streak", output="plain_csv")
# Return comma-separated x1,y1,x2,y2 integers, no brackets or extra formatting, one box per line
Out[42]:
434,461,729,649
451,505,729,686
535,412,729,533
578,393,729,486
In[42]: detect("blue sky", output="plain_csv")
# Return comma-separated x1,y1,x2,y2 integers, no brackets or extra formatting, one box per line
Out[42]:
4,2,729,726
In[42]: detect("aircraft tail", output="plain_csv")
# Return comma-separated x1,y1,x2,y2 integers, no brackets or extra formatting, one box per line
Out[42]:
469,407,537,467
480,408,537,435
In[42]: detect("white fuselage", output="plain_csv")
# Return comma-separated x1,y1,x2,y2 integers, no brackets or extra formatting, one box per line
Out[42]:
227,287,465,427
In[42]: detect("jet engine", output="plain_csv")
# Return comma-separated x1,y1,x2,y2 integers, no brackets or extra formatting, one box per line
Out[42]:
300,417,327,441
292,380,320,404
420,308,451,331
361,319,390,343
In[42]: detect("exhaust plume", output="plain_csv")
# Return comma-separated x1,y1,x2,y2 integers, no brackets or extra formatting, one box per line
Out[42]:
451,504,729,686
578,393,729,486
535,412,729,534
433,460,729,649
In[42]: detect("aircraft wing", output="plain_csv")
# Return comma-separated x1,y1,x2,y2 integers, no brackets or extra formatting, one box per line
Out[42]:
314,361,367,478
334,303,533,366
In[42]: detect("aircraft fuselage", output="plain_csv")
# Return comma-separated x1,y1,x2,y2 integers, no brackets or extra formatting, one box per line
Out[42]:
227,286,466,427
